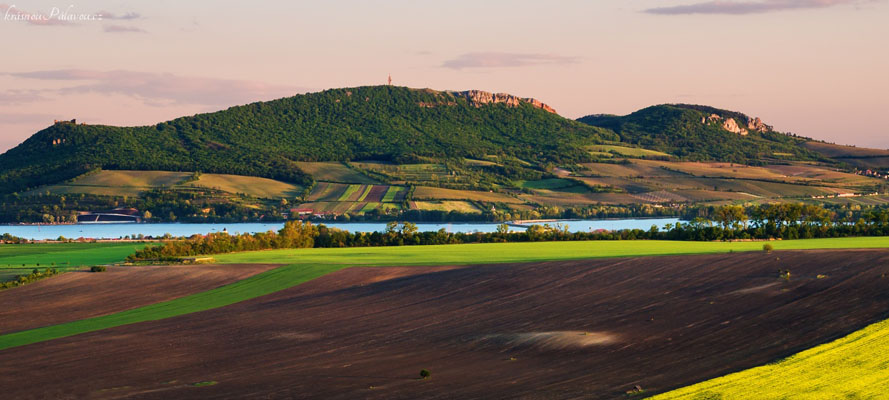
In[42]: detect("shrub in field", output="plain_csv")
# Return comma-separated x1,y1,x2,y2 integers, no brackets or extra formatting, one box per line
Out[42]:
90,266,106,272
779,269,791,281
626,385,646,396
419,369,431,379
763,243,774,253
1,267,59,290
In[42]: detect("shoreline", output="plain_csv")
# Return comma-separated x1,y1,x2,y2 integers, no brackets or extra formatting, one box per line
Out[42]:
0,216,683,228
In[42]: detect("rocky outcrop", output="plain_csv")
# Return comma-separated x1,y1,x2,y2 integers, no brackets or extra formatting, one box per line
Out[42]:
523,98,558,114
450,90,557,114
747,117,771,133
701,113,772,136
722,118,748,136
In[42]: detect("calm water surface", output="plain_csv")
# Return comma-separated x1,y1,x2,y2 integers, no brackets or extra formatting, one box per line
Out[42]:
1,218,682,240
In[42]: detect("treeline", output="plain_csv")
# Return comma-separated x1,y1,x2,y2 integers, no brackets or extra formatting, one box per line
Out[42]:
127,204,889,261
1,268,60,289
679,203,889,241
0,190,285,224
0,233,28,244
127,220,317,261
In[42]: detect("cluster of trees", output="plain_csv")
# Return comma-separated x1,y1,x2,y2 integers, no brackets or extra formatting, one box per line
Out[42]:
1,268,60,290
0,233,28,244
126,203,889,261
127,220,317,261
681,203,889,241
578,104,820,164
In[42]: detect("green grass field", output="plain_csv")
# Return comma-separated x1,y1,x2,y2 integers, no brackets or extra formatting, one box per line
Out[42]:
0,242,146,282
652,317,889,399
337,184,362,201
381,186,404,202
211,237,889,266
356,185,373,202
587,144,671,158
0,242,144,269
2,237,888,356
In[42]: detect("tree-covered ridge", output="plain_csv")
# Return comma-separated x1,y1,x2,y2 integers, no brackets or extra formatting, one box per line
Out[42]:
578,104,820,164
0,86,616,193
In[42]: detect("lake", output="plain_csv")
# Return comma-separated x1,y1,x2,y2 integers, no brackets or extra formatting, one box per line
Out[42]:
1,218,682,241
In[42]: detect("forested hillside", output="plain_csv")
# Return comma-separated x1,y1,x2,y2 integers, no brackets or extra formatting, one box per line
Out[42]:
578,104,819,164
0,86,615,193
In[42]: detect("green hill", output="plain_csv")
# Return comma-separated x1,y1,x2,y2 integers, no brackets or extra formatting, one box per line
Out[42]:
578,104,820,164
0,86,615,194
4,88,889,224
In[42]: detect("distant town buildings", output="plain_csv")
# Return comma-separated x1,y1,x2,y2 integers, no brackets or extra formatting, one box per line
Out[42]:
856,169,889,180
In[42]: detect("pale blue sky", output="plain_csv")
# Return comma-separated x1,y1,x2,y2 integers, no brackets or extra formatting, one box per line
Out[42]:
1,0,887,151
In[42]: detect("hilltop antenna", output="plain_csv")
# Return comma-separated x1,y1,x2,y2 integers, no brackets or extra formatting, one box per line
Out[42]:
388,73,392,86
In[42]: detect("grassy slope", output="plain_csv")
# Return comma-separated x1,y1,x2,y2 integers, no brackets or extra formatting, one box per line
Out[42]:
294,162,378,184
2,237,889,351
653,317,889,399
802,141,889,158
29,169,304,200
587,144,671,158
29,170,192,197
413,186,524,204
412,200,481,213
186,173,303,199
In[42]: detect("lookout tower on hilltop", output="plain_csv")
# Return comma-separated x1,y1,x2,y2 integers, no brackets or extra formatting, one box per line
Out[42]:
388,73,392,86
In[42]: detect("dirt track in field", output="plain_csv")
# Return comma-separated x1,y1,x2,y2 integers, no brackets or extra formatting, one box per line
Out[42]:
3,250,889,399
0,264,279,334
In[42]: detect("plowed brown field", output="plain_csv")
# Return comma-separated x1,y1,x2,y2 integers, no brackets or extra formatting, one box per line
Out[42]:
2,251,889,399
0,264,279,334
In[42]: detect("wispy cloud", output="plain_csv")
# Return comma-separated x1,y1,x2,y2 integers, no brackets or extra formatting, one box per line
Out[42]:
7,69,312,107
97,11,140,20
104,24,146,33
442,52,579,70
0,89,45,105
0,3,71,26
644,0,867,15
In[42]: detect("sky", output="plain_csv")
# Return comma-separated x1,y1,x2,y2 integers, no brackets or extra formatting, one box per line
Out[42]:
1,0,887,152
